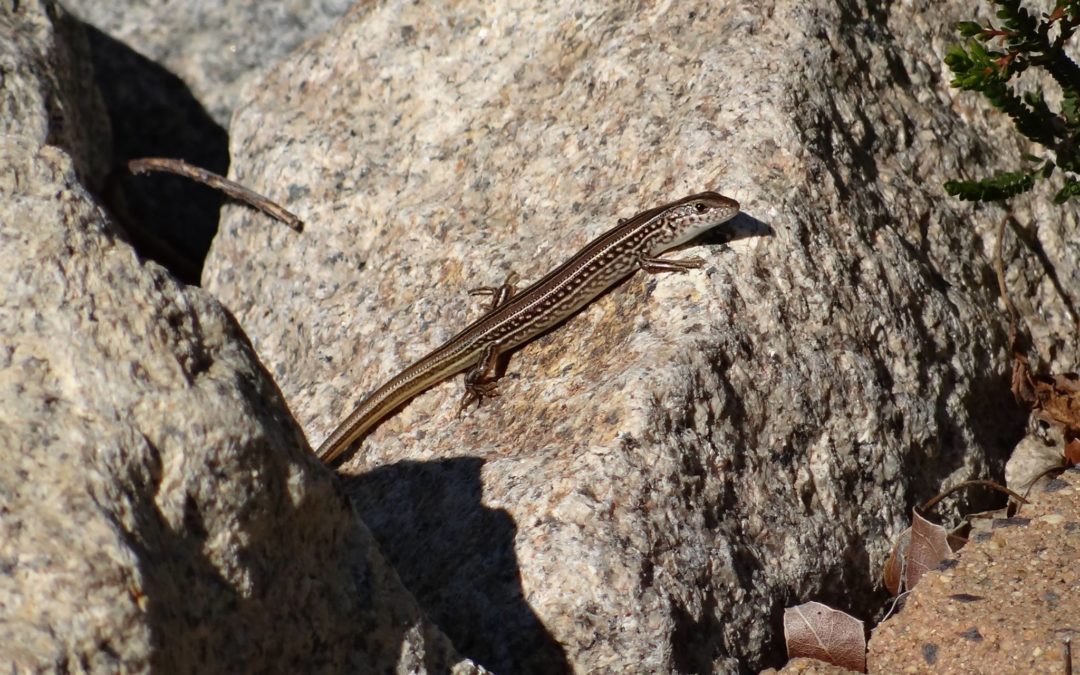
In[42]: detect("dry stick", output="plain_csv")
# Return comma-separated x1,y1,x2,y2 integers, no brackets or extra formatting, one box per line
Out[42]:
1021,464,1074,502
992,212,1019,350
918,479,1028,513
881,588,912,623
128,158,303,232
994,212,1039,407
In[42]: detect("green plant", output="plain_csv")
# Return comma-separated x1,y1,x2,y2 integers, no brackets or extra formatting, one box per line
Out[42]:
944,0,1080,203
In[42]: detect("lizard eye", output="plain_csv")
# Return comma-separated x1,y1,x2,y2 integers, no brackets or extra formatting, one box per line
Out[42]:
694,202,708,213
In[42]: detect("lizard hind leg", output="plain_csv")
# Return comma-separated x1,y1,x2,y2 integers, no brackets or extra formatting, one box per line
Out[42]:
458,273,517,416
458,342,503,415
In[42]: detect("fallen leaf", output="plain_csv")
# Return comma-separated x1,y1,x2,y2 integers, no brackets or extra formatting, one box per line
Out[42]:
883,509,955,595
1013,357,1080,471
1033,372,1080,431
882,528,908,596
906,510,954,589
1065,438,1080,465
783,601,866,672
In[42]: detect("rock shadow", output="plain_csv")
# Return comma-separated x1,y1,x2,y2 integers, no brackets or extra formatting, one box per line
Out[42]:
344,457,571,674
81,23,229,284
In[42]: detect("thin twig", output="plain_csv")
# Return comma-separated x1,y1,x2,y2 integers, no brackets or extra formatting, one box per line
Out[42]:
919,479,1028,513
993,212,1018,352
1021,463,1073,502
128,158,303,232
994,211,1041,407
882,588,911,623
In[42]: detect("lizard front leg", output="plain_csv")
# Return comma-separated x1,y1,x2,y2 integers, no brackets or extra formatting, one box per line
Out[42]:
636,253,705,274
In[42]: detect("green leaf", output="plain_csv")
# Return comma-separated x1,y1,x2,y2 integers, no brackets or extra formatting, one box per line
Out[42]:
945,0,1080,207
1063,93,1079,123
1052,178,1080,202
945,44,974,72
969,38,990,60
954,21,986,37
944,170,1036,201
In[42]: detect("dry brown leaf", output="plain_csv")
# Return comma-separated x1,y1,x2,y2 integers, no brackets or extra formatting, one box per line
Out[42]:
883,509,955,595
1013,357,1080,441
1065,438,1080,465
905,510,954,590
882,528,908,596
1035,373,1080,430
1012,353,1035,406
783,601,866,673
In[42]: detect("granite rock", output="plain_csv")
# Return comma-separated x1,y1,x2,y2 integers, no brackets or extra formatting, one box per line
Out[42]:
0,2,480,672
203,1,1080,672
60,0,353,281
64,0,357,126
0,0,110,188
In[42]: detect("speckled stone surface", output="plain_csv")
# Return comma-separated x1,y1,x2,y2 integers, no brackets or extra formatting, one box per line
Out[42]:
64,0,355,126
0,2,481,672
203,0,1079,672
765,656,862,674
867,469,1080,674
0,0,110,188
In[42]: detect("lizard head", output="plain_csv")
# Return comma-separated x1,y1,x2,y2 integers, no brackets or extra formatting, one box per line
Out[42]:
653,191,741,251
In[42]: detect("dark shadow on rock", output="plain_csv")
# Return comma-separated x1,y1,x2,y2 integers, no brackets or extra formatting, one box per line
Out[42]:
697,213,775,247
101,430,459,672
344,457,572,674
82,23,228,285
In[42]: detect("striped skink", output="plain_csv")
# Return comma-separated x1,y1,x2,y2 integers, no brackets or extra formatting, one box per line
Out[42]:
317,191,741,464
